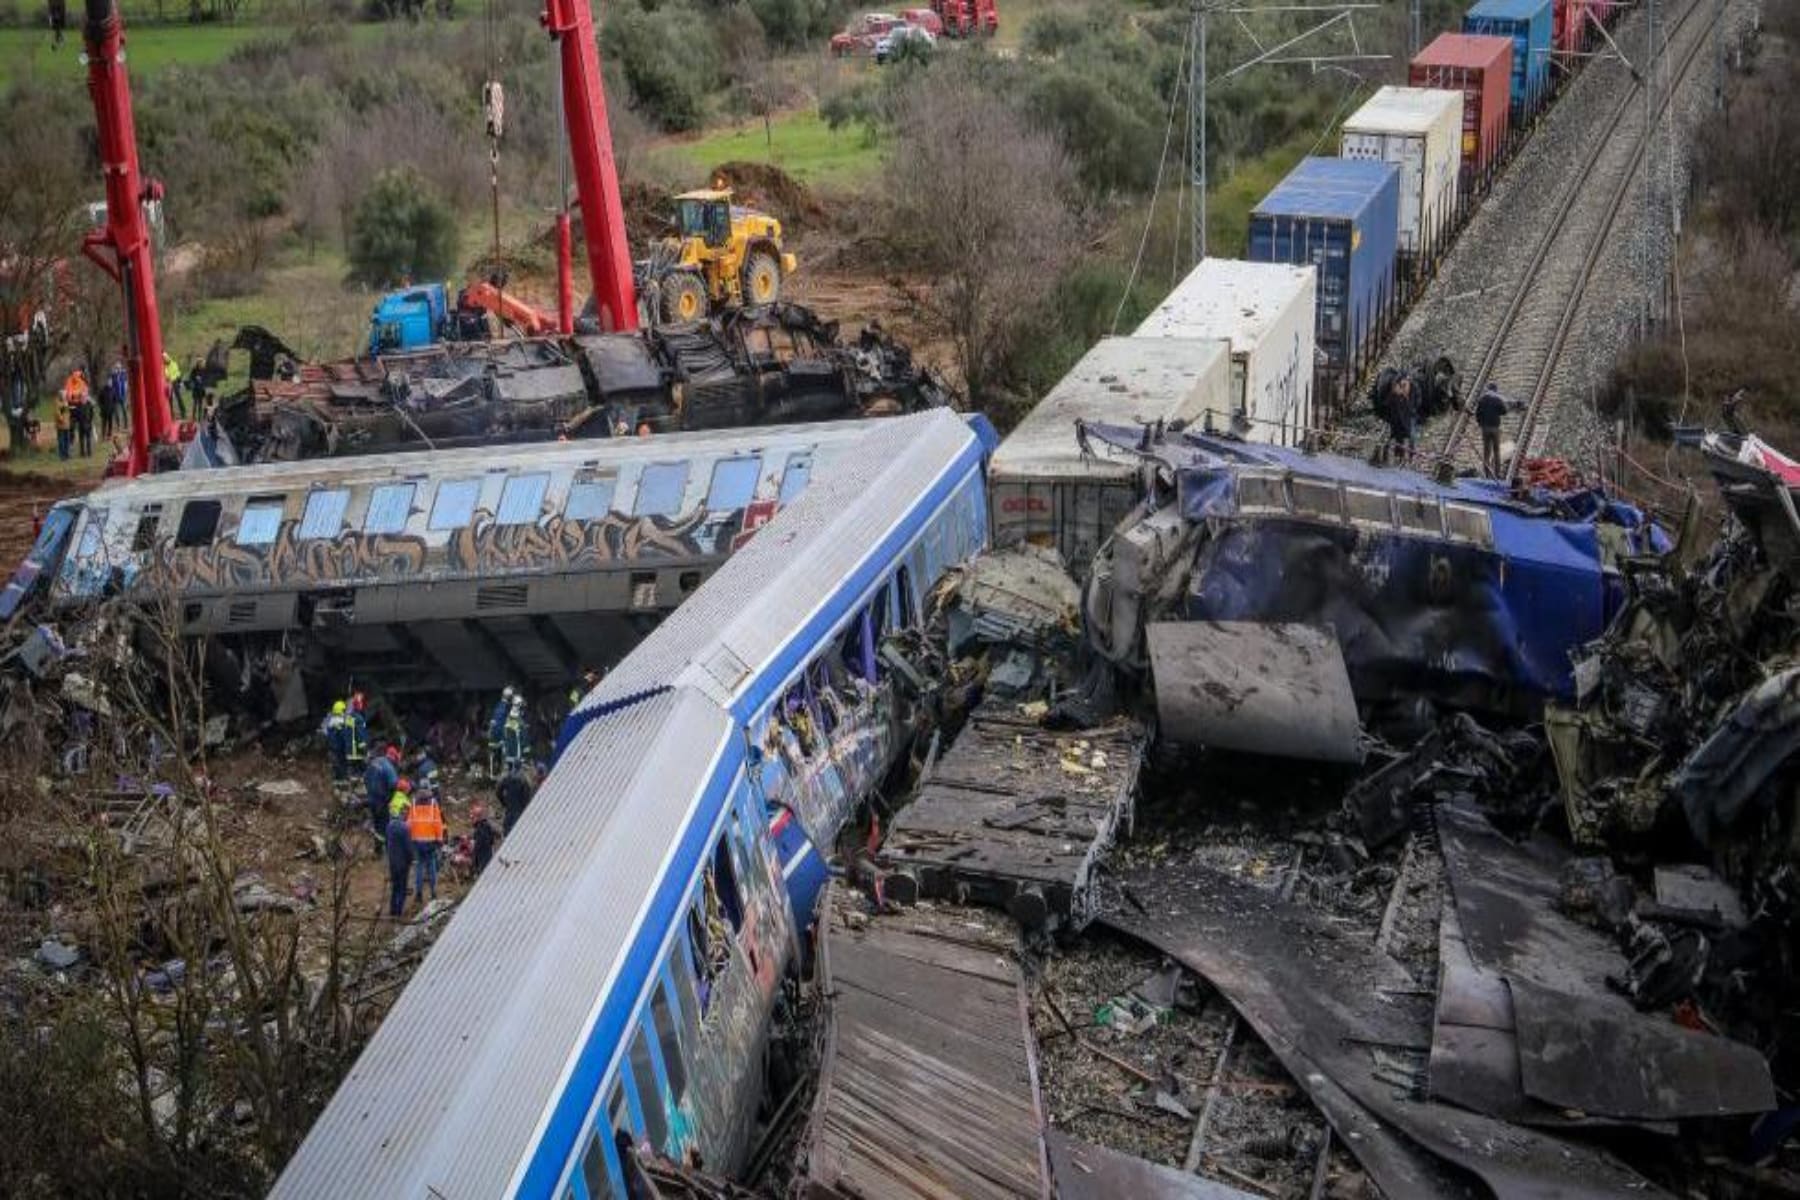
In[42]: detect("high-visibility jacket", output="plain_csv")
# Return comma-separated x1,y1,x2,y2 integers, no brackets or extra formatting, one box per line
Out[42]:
407,797,446,845
346,712,368,763
163,354,181,387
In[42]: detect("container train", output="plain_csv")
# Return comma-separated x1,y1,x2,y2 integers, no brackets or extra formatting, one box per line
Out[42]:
1216,0,1631,419
270,408,992,1199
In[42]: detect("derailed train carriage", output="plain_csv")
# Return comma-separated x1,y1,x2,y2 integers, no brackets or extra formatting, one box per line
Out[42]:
215,304,948,465
7,420,905,706
1083,425,1669,722
270,409,993,1200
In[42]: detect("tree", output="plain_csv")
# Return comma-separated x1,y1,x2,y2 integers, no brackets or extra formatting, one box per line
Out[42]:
880,67,1082,412
347,167,459,287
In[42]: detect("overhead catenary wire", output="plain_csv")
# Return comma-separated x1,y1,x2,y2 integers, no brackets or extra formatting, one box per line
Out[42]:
1110,29,1191,336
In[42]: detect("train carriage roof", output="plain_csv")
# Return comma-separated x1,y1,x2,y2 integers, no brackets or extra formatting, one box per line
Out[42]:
569,408,983,727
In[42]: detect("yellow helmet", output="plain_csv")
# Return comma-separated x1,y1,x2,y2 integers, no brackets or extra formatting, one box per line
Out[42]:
332,699,347,715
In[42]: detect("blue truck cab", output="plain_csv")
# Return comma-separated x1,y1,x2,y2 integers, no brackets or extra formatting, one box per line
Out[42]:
368,283,449,357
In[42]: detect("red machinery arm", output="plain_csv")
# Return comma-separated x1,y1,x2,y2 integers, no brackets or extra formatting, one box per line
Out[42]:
82,0,173,476
541,0,639,333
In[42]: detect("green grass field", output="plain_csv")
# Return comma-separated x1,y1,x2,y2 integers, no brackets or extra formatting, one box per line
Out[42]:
0,18,448,88
651,109,884,191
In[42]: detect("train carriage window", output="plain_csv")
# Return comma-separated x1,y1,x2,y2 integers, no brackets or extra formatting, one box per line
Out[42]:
635,462,689,518
498,473,551,526
75,510,107,561
131,504,162,552
236,497,284,546
649,981,688,1102
1290,479,1343,523
566,476,617,521
299,489,350,540
778,454,811,503
581,1130,617,1200
364,483,415,535
670,933,702,1034
706,456,761,511
710,835,742,932
627,1027,670,1151
175,500,222,548
429,478,482,530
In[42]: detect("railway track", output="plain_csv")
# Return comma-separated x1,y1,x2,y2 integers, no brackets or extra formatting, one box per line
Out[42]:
1435,0,1725,478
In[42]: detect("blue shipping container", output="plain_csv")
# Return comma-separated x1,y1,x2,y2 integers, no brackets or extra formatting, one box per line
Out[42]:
1247,157,1400,374
1464,0,1553,120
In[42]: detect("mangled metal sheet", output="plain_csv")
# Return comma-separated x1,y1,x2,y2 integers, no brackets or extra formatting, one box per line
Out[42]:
1147,621,1361,763
802,893,1050,1200
1106,861,1667,1200
1508,976,1773,1120
1670,666,1800,847
1437,801,1774,1124
1045,1129,1257,1200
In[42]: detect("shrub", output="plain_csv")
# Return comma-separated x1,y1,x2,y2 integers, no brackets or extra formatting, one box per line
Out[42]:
603,3,722,132
347,166,459,286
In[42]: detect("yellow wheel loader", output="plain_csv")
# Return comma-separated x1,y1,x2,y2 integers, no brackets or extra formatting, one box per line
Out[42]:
636,189,798,325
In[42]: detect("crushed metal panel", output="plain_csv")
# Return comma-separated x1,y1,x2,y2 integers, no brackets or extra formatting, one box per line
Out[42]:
1106,862,1667,1200
1653,864,1748,928
803,894,1050,1200
1147,621,1362,763
1508,976,1774,1121
1045,1129,1257,1200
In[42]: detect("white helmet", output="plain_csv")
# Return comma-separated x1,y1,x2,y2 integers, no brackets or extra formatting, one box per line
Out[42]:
502,686,515,700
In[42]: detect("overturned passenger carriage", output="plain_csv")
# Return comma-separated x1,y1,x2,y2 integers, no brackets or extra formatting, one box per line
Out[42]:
20,420,902,701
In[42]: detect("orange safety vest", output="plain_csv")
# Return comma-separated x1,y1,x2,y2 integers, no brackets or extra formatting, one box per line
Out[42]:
407,798,446,845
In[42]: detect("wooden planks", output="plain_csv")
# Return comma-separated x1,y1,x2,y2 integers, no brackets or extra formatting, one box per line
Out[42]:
804,898,1050,1200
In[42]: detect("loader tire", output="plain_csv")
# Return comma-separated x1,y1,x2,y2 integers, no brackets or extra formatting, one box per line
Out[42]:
742,251,782,307
659,271,708,324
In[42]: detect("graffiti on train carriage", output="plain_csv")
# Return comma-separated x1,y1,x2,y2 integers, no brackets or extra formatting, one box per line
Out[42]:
124,497,783,595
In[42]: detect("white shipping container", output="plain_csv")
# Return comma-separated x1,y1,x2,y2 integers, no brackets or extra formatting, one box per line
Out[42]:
1340,86,1463,261
990,335,1230,574
1135,259,1317,446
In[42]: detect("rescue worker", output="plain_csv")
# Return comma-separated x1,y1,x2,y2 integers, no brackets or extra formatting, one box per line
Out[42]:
496,767,533,834
346,692,370,772
487,687,514,775
500,695,529,773
567,668,600,715
1475,381,1524,480
412,747,441,800
96,374,117,439
470,803,496,875
1386,373,1417,465
385,786,414,918
320,699,351,782
163,352,185,420
364,743,401,840
53,377,74,460
407,780,446,903
109,359,128,430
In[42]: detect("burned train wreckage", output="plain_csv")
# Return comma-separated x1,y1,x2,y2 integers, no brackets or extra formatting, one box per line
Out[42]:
214,305,948,464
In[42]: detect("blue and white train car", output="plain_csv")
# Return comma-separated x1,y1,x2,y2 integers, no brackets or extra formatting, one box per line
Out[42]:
271,408,992,1200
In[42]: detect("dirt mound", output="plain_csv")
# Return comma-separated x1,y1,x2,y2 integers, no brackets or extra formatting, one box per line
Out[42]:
710,161,831,230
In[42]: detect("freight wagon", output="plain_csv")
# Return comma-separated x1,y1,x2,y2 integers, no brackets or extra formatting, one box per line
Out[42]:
1340,86,1464,283
989,336,1230,575
1409,33,1513,198
1136,258,1318,446
1248,157,1400,404
1465,0,1555,122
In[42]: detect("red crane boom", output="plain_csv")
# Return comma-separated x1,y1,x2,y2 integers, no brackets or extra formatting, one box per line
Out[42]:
541,0,639,333
81,0,173,476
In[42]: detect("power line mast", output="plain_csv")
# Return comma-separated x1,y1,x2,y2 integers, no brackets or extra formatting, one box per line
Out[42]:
1187,1,1388,266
